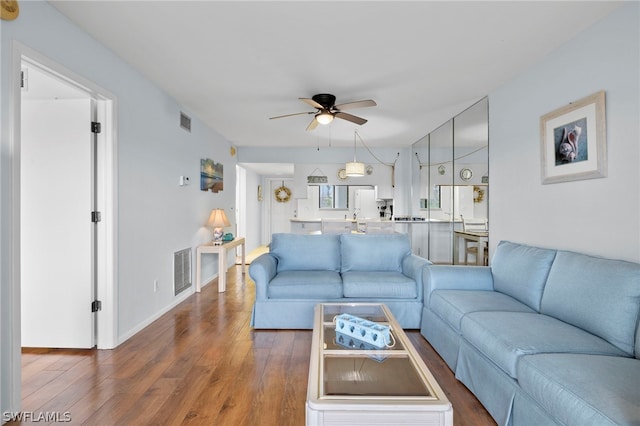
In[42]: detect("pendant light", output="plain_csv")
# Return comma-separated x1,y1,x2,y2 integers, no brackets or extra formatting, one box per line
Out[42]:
345,130,365,177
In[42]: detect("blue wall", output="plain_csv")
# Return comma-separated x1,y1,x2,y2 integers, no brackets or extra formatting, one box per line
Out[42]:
489,3,639,261
1,1,237,412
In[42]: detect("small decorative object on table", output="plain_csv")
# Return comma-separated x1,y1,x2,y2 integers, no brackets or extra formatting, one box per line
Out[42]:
333,313,395,349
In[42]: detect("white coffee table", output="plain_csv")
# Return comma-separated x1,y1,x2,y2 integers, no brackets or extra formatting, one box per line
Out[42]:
306,303,453,425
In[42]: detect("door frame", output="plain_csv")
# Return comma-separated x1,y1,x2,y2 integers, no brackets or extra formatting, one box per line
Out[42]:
235,165,246,248
8,42,118,408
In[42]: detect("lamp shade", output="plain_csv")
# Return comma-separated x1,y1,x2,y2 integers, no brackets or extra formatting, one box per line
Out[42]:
316,111,334,125
345,161,365,177
207,208,230,228
207,208,230,242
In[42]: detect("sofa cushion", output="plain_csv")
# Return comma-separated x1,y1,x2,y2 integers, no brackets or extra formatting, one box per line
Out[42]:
270,233,341,273
342,271,417,298
340,233,410,273
460,311,627,379
268,270,342,299
429,290,535,333
491,241,556,311
518,354,640,426
541,250,640,357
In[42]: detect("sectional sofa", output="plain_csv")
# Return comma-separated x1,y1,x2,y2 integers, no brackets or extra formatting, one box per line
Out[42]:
249,232,430,329
249,234,640,424
421,241,640,425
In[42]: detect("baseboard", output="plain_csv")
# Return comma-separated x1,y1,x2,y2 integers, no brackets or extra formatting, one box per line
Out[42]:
198,273,217,289
117,282,208,345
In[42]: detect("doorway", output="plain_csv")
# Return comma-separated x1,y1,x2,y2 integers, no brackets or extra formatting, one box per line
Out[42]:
10,46,117,349
21,63,97,348
266,178,295,241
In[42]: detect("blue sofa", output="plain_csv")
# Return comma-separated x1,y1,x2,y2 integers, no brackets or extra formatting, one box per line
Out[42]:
249,232,430,329
420,241,640,426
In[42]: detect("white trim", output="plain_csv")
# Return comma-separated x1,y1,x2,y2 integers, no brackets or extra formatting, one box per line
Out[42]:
235,165,247,255
262,178,274,244
117,288,193,344
95,88,118,349
9,41,119,381
199,273,219,290
8,39,23,415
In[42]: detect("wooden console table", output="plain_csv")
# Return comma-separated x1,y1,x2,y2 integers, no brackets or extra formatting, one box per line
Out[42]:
196,238,246,293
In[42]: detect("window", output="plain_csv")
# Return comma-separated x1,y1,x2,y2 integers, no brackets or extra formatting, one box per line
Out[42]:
319,185,348,209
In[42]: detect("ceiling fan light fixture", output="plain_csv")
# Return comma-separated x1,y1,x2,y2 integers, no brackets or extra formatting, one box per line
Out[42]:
345,161,365,177
316,110,334,125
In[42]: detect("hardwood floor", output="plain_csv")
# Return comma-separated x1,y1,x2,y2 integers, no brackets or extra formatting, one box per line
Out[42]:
12,266,495,425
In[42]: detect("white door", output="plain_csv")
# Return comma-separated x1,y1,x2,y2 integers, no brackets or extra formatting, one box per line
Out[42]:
355,188,377,218
269,179,295,237
21,98,95,348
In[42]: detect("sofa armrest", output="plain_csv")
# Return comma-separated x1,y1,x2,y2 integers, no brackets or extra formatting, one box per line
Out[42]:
402,254,432,302
248,253,278,300
423,265,494,305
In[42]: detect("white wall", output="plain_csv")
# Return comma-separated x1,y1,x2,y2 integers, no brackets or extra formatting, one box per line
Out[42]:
238,147,408,218
489,3,639,262
1,1,236,413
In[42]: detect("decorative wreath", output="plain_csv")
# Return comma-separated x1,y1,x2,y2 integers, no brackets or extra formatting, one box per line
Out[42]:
274,185,292,203
473,185,485,203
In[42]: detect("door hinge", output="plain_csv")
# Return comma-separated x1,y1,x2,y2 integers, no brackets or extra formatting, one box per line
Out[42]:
91,121,102,134
91,211,101,223
91,300,102,312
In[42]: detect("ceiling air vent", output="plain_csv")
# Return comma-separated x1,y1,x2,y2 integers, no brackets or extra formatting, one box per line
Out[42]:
180,111,191,132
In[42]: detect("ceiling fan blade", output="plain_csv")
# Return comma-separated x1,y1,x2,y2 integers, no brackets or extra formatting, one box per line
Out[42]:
269,111,314,120
334,99,377,110
335,111,367,126
299,97,324,109
305,117,319,131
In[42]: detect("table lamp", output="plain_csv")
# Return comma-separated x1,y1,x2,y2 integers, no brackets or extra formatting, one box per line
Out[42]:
207,208,230,245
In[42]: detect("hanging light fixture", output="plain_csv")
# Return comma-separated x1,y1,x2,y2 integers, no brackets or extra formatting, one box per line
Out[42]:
316,110,334,125
345,130,365,177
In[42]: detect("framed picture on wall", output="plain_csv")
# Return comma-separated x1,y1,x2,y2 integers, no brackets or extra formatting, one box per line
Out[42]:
540,90,607,184
200,158,224,193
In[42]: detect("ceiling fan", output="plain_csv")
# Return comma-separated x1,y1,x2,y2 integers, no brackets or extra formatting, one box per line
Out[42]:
269,93,377,131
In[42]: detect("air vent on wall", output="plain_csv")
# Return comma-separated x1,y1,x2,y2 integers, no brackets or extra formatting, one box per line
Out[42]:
174,248,192,295
180,111,191,132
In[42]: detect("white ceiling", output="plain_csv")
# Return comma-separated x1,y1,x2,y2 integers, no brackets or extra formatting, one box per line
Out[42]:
49,1,622,149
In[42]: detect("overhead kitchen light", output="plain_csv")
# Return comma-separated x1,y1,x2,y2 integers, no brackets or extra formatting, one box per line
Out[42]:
345,161,365,177
345,130,365,177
